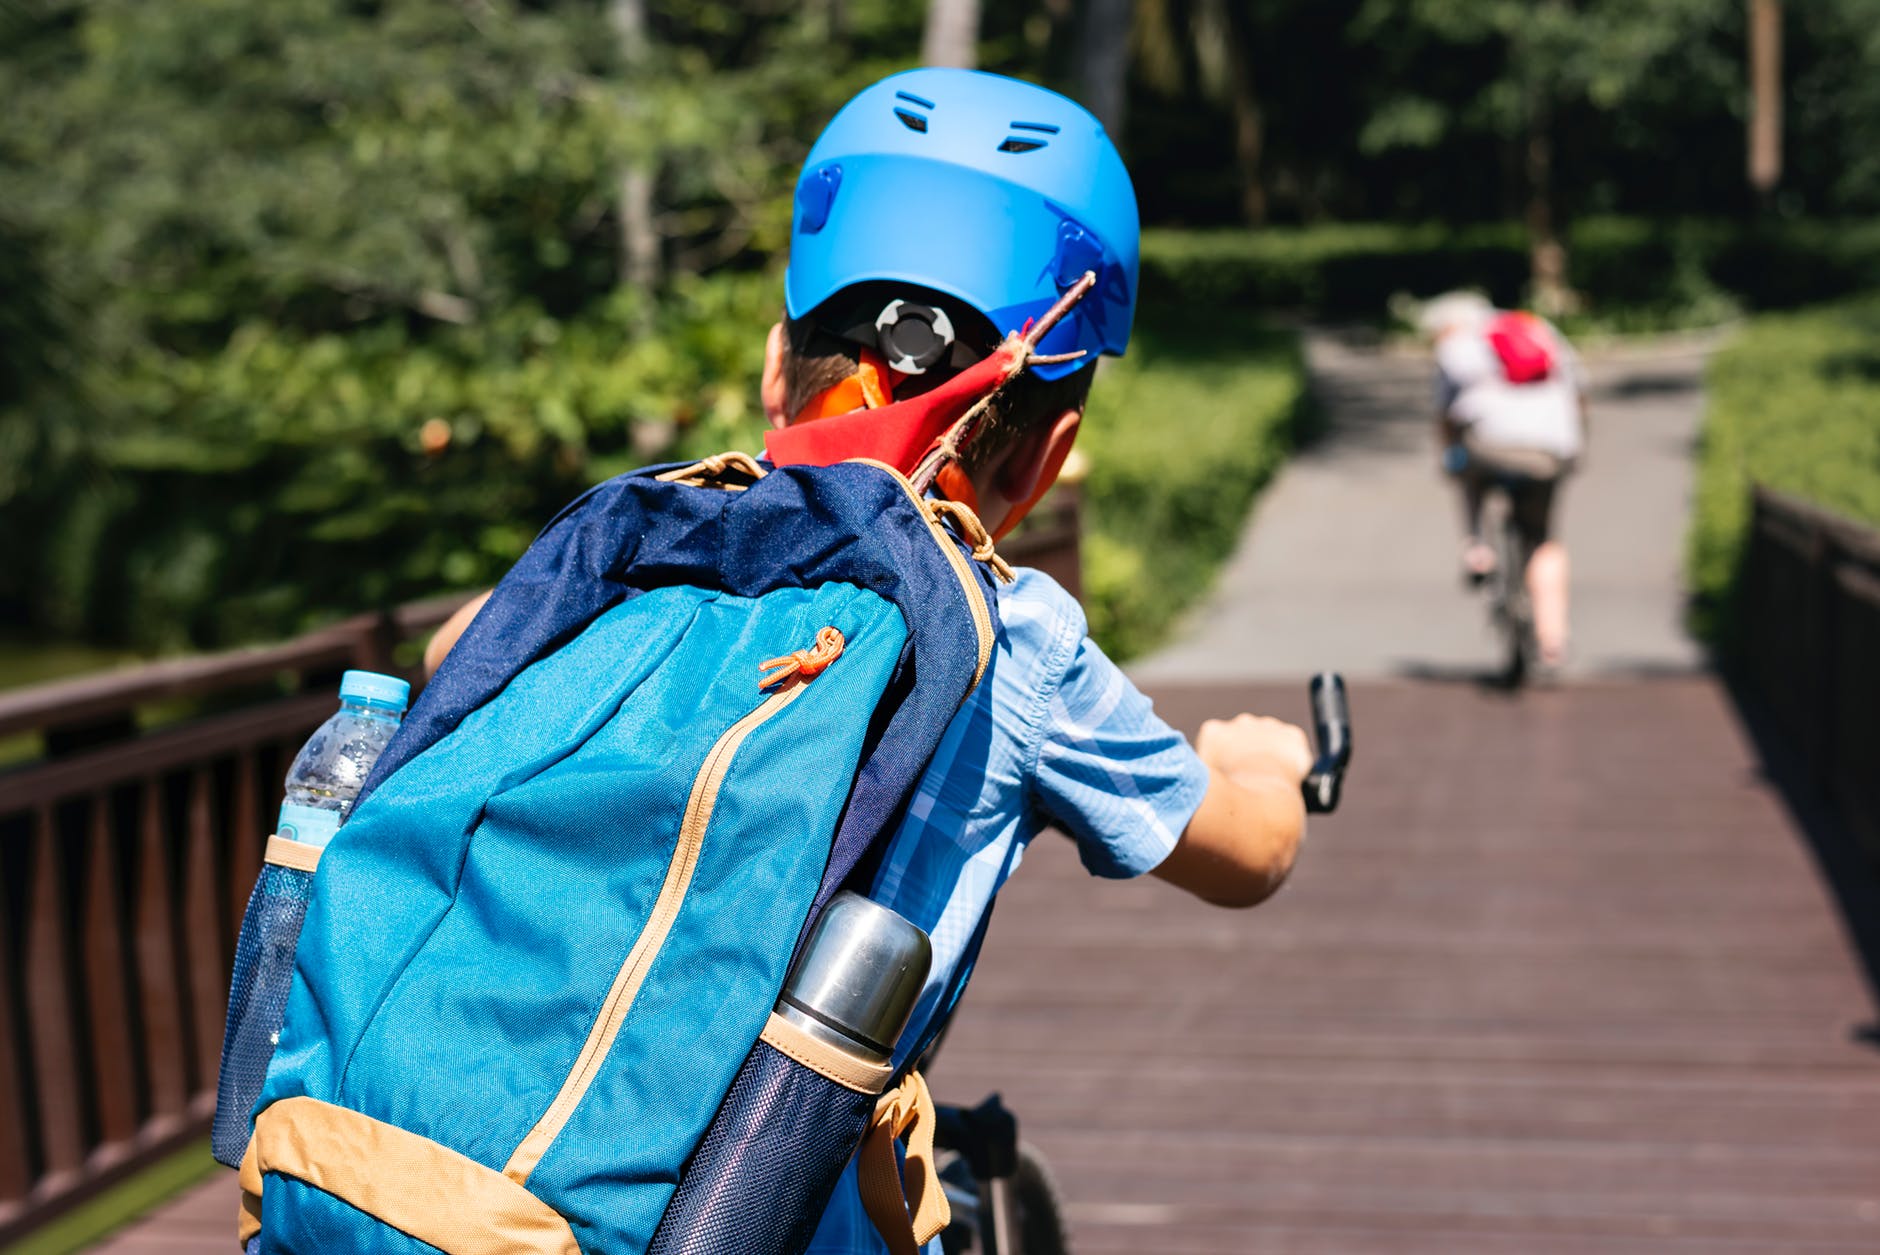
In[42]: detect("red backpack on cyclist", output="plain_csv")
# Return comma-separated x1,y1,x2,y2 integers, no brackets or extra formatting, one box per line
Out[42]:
1486,311,1556,384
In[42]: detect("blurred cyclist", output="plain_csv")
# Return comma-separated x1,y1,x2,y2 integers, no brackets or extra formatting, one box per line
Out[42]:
1421,291,1587,672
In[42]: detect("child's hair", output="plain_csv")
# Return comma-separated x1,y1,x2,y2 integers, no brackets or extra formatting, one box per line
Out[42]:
780,311,1094,473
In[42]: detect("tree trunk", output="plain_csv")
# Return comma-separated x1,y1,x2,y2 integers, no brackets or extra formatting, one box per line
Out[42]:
1748,0,1783,200
1076,0,1134,140
611,0,660,296
1216,0,1266,226
921,0,981,69
1524,99,1570,316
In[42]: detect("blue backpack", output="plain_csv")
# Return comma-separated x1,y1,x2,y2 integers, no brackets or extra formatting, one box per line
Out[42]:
239,453,1001,1255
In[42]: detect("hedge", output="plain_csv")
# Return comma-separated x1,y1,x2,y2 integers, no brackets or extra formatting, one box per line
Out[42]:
1140,216,1880,328
1690,294,1880,640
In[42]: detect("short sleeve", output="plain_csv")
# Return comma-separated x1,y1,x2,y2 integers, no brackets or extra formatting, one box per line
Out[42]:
1028,632,1211,879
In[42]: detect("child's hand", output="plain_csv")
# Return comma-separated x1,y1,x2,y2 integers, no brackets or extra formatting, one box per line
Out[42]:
1196,713,1312,787
1159,714,1312,908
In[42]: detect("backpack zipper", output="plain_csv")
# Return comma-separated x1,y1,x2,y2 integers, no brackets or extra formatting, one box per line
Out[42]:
502,673,813,1184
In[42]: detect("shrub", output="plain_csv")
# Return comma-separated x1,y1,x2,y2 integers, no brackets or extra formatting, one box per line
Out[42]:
1140,216,1880,328
1690,294,1880,640
4,273,779,652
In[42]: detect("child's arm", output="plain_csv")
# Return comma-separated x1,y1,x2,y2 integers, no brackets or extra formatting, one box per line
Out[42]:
1150,714,1310,909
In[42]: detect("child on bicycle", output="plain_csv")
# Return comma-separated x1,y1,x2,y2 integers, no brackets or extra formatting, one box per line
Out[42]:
429,67,1311,1255
747,66,1319,1255
1421,290,1587,673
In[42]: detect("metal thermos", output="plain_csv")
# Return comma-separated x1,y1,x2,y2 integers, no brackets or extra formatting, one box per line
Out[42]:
646,892,932,1255
776,891,932,1063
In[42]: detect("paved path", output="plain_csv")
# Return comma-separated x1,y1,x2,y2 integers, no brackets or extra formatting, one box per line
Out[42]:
1133,331,1713,684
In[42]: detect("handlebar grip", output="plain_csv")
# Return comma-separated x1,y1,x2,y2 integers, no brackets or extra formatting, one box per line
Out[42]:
1309,673,1351,769
1303,672,1351,814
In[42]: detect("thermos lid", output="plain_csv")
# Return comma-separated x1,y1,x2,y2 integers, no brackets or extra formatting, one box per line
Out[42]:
782,892,932,1056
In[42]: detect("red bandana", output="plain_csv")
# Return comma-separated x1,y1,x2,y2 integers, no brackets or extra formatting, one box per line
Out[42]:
764,340,1024,477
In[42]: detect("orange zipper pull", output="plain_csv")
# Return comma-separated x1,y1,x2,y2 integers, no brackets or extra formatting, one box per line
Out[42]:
759,626,845,689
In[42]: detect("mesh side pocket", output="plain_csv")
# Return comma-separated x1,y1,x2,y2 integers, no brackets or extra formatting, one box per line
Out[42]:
212,862,314,1168
648,1039,875,1255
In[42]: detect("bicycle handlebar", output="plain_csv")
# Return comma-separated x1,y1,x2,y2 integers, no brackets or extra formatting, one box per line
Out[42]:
1301,672,1351,814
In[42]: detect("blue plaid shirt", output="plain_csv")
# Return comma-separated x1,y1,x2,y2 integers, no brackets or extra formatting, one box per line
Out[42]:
808,567,1211,1255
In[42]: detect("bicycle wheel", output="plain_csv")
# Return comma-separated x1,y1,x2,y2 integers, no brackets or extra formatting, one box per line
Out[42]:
937,1142,1073,1255
1009,1142,1072,1255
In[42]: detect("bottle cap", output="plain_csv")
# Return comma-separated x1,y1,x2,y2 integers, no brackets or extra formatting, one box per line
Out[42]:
340,670,411,712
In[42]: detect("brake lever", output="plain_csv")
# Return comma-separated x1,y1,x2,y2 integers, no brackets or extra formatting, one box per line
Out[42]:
1302,672,1351,814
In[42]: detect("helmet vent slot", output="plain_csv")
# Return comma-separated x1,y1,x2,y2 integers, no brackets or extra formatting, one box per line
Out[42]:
1009,121,1061,134
894,108,929,133
998,137,1047,153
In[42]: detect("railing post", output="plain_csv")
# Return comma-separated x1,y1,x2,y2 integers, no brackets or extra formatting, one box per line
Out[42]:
1805,529,1840,795
23,806,85,1189
182,767,226,1100
349,610,402,675
133,776,188,1132
82,792,141,1155
0,832,36,1206
228,749,265,955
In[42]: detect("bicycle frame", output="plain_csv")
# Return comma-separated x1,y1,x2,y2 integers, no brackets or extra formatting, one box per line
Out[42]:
934,1095,1029,1255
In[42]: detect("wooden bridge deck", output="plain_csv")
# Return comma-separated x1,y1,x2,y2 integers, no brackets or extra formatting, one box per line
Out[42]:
934,678,1880,1253
88,676,1880,1253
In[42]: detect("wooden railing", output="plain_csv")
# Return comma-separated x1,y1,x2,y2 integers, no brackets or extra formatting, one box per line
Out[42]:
0,596,467,1244
1738,486,1880,860
0,487,1082,1243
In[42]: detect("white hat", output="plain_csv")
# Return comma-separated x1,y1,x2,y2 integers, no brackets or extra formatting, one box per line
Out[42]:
1416,290,1495,338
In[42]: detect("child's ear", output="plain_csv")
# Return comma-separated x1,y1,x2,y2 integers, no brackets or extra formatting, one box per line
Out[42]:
762,322,789,429
994,408,1083,503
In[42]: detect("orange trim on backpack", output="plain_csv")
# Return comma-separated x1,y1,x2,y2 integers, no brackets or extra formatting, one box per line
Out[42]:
758,626,846,689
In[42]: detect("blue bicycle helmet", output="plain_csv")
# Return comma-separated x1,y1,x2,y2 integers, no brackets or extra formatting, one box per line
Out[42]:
785,68,1139,381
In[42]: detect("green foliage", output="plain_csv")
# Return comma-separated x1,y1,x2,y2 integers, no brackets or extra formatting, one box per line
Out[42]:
0,0,920,650
26,277,781,650
1140,217,1880,327
1141,221,1530,316
1078,312,1308,661
1354,0,1736,134
1690,295,1880,640
1790,0,1880,213
10,0,1880,663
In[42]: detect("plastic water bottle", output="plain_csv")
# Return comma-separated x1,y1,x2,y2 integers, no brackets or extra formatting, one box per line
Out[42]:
274,669,411,848
212,670,410,1168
